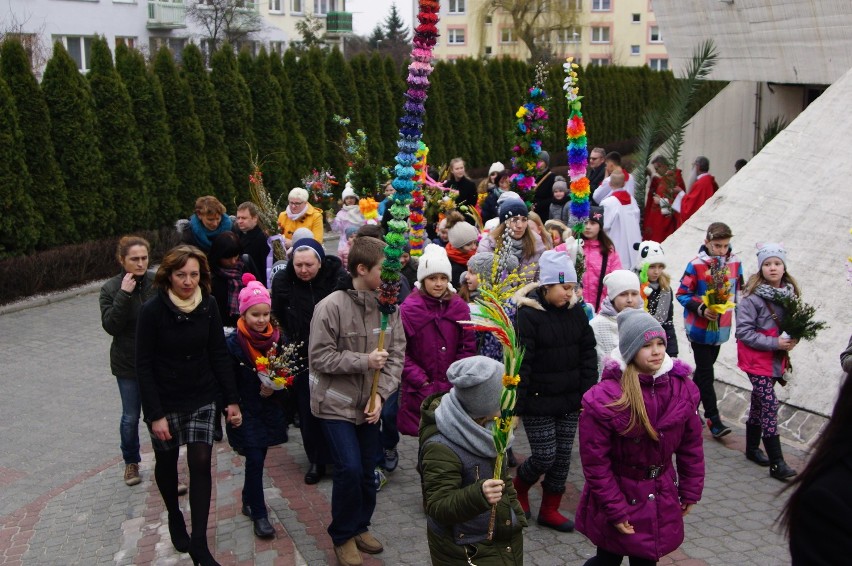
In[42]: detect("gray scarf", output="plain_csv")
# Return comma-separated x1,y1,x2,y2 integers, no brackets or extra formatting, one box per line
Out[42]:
754,282,795,304
648,282,672,325
435,393,499,459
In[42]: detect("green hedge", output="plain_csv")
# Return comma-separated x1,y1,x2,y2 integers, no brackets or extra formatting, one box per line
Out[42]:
0,38,726,258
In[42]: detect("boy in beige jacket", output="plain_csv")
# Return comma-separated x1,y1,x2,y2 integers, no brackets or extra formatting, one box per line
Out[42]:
308,235,405,566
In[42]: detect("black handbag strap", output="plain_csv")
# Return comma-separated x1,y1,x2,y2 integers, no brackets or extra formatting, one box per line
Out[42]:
595,252,609,312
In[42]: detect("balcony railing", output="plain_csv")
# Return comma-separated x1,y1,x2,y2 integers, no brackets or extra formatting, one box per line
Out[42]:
148,1,187,29
326,11,353,34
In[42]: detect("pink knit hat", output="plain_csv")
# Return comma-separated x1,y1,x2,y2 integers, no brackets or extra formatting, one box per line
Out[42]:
238,273,271,315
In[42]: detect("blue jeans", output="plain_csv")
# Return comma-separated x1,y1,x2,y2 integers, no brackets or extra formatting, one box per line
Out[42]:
116,377,141,464
242,447,269,519
320,418,380,545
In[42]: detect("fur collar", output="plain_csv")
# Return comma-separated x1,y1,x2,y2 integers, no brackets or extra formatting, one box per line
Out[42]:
512,282,579,312
600,351,691,382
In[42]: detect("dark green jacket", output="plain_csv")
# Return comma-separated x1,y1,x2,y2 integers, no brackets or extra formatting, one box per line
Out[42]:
419,393,526,565
99,271,155,379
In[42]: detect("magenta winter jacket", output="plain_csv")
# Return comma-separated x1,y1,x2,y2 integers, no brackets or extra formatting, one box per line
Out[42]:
582,239,622,312
576,356,705,561
397,290,477,436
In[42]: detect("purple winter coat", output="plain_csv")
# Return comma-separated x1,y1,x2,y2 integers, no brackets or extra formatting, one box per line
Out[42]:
576,356,705,561
397,290,477,437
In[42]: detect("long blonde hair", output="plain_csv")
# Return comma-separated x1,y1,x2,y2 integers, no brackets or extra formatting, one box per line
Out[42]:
491,221,538,259
743,270,801,297
606,363,659,441
527,211,553,249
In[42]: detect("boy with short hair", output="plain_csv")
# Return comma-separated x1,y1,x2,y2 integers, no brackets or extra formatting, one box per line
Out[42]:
309,236,405,566
676,222,743,439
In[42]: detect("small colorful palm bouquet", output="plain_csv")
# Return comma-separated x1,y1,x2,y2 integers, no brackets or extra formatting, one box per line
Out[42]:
302,168,338,212
253,342,305,391
773,293,827,341
461,290,524,540
702,258,735,332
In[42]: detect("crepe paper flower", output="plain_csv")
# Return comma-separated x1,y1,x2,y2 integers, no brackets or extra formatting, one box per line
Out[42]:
252,342,304,391
564,56,591,241
702,259,735,332
368,0,439,413
508,62,549,205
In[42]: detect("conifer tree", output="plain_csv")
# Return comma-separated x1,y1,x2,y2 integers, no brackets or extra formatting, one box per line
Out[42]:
440,61,471,163
383,56,405,132
487,58,512,152
369,52,396,165
210,44,256,204
289,55,327,168
326,47,362,129
244,49,290,202
88,36,150,231
0,38,71,246
305,48,346,178
116,44,182,225
0,75,40,257
455,58,484,167
269,53,311,188
349,54,384,163
423,61,453,165
153,47,212,212
181,44,236,207
383,3,410,43
41,42,112,239
475,62,499,163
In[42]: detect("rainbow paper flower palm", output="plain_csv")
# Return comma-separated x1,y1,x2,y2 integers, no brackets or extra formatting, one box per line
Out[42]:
408,141,429,257
509,63,549,205
564,57,590,231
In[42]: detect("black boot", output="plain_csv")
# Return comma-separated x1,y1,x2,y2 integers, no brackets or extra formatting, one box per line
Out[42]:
167,512,190,552
764,435,797,481
745,424,769,466
188,538,221,566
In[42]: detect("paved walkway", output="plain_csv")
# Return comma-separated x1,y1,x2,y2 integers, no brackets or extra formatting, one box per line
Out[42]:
0,289,804,565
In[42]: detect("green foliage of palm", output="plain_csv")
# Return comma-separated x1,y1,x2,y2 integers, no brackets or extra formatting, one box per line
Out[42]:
0,38,70,246
41,41,112,239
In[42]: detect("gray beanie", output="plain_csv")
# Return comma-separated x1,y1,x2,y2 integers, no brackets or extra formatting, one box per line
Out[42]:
617,309,667,364
538,250,577,286
552,175,568,193
446,356,505,419
448,221,479,249
756,242,786,268
467,252,519,276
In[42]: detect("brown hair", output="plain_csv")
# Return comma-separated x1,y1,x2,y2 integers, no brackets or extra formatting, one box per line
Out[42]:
356,224,385,239
236,201,259,217
527,211,552,249
348,236,385,274
606,363,659,441
491,221,538,259
705,222,733,241
743,271,801,297
154,245,212,294
116,235,150,264
444,210,466,231
194,196,226,217
581,217,617,257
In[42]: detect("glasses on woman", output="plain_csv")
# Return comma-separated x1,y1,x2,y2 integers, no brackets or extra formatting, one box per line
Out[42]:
289,200,306,207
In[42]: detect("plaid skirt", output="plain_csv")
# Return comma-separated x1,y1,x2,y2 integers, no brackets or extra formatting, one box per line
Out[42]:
148,402,216,452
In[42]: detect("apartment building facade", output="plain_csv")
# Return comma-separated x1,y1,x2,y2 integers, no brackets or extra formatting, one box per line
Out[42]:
426,0,668,68
0,0,351,75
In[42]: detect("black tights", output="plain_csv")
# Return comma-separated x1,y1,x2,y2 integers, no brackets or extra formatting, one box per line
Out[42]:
154,443,213,542
584,547,656,566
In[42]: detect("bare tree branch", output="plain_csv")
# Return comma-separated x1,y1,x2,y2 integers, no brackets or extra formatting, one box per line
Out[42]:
185,0,263,50
475,0,581,63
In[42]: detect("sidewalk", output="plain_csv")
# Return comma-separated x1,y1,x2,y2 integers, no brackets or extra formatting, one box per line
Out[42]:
0,289,802,565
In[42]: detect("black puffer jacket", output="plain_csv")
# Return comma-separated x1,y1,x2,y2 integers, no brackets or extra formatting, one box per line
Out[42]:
271,254,350,370
515,291,598,416
234,225,270,286
99,271,156,379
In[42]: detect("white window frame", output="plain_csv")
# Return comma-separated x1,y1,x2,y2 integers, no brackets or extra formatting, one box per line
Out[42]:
632,13,641,23
115,36,137,49
630,44,640,56
590,57,610,67
448,0,465,14
500,27,515,44
649,25,663,43
447,28,465,45
565,0,582,9
291,0,303,13
314,0,339,15
648,58,668,71
269,0,282,12
591,26,610,44
53,35,96,72
556,27,581,44
591,0,611,11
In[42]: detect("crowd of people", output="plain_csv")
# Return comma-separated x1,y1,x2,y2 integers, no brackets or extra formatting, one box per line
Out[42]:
96,153,849,565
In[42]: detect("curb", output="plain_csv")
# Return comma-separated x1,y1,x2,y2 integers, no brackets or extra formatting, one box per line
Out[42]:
0,280,106,316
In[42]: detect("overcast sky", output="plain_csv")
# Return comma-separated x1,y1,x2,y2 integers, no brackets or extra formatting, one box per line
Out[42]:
347,0,415,37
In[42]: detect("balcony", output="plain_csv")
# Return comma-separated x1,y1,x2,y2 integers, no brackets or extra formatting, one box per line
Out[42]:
326,11,353,34
148,1,187,30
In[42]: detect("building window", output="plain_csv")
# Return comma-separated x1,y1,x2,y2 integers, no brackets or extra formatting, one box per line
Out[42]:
556,27,581,44
590,57,610,66
631,45,640,56
269,0,282,11
648,58,668,71
649,25,663,43
500,27,515,43
314,0,341,14
150,37,188,62
448,0,465,14
632,13,641,23
592,0,611,11
485,15,492,25
447,28,465,44
565,0,582,8
591,26,610,43
115,36,137,49
269,41,286,55
54,35,95,72
292,0,303,12
484,46,492,56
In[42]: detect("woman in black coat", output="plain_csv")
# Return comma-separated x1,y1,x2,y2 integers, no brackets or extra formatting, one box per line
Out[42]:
271,238,349,484
99,235,156,487
136,245,242,564
512,251,598,533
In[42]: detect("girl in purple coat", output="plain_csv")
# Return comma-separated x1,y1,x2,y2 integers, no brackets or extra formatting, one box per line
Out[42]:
735,243,799,480
577,309,705,565
397,245,477,437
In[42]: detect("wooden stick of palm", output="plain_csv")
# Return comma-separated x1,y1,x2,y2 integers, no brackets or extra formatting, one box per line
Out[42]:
367,313,388,414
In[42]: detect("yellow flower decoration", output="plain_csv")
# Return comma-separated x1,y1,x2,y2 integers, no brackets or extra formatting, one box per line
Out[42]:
502,374,521,387
515,106,527,118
